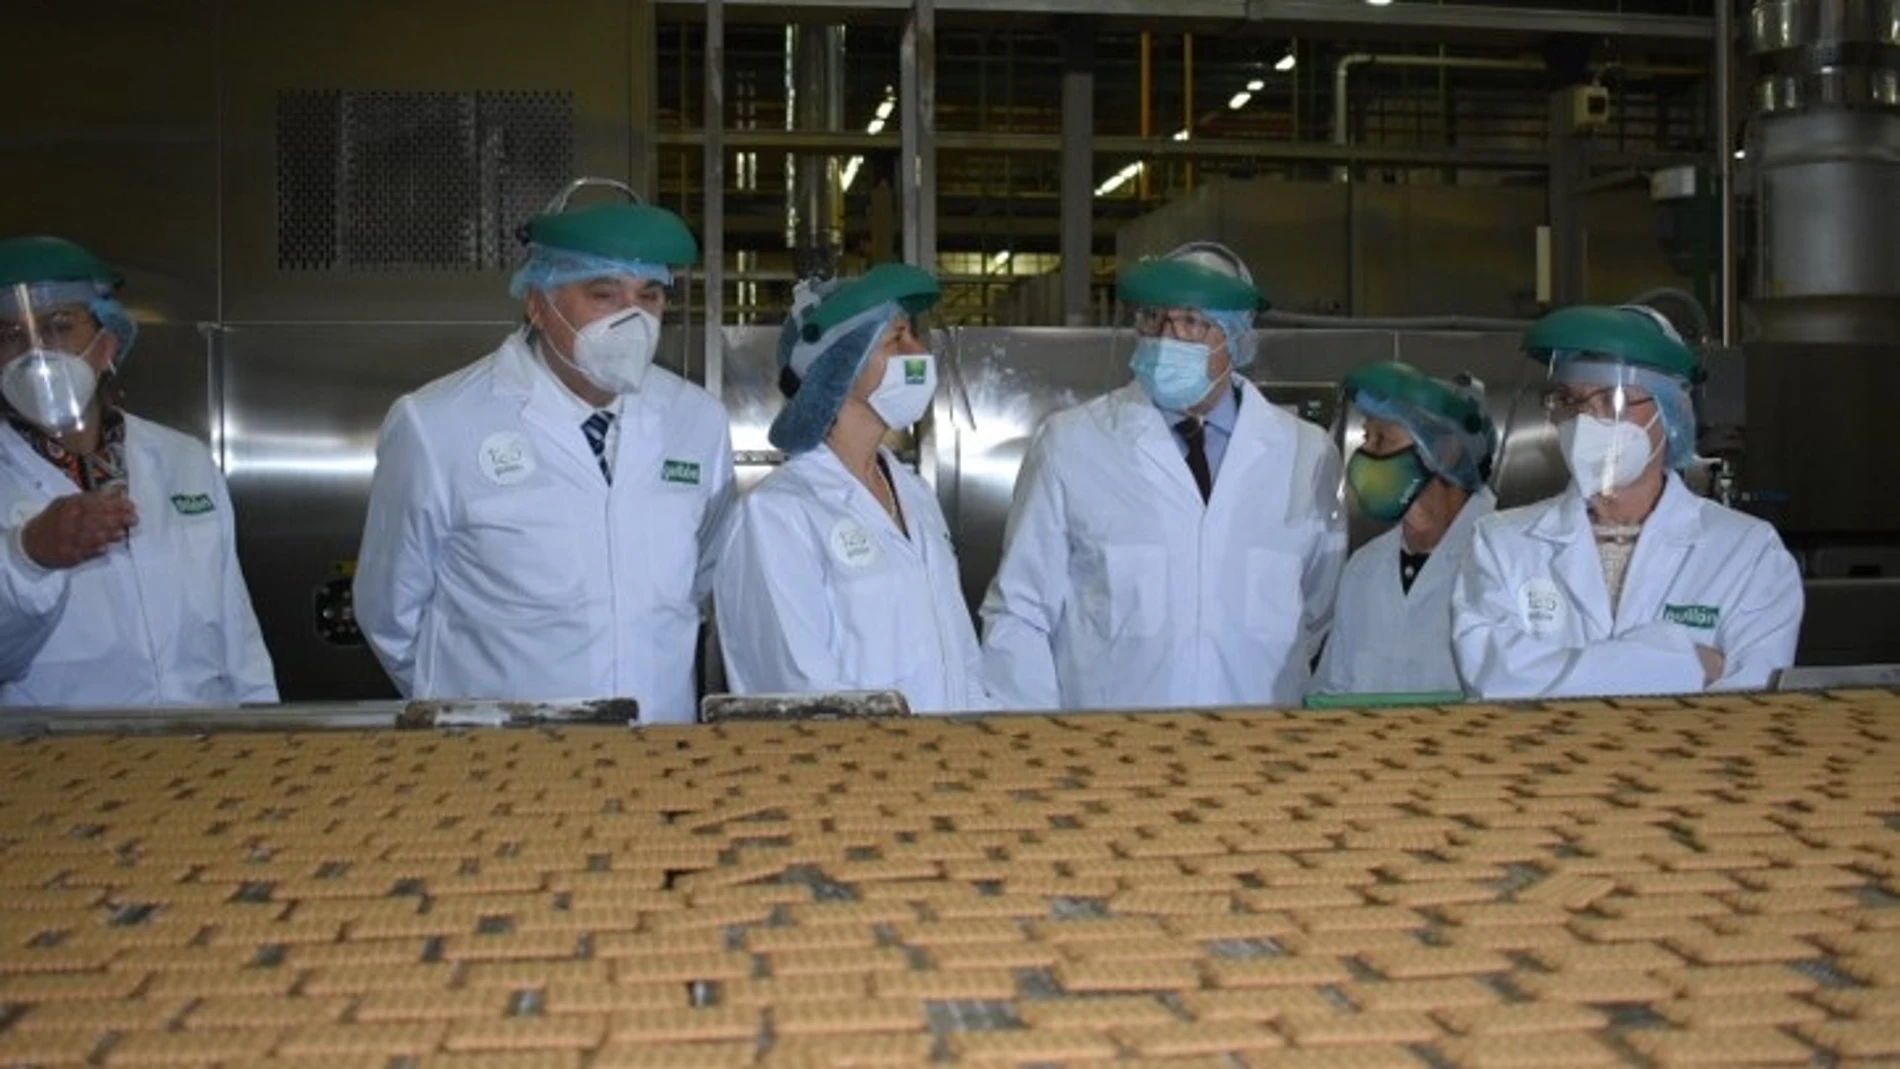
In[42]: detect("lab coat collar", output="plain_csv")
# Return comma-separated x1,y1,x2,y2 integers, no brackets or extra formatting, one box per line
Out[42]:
1407,485,1495,591
1527,470,1702,547
1109,378,1291,508
798,445,918,544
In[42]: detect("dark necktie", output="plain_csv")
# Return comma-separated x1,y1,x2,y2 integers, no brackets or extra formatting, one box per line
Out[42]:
1175,417,1212,503
582,410,616,484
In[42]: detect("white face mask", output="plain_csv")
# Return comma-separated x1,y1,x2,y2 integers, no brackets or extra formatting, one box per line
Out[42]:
549,305,661,395
1,346,100,436
1558,413,1657,498
867,352,937,430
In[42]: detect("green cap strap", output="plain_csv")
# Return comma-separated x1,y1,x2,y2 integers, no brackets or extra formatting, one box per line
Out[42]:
519,203,700,267
1524,305,1702,382
0,236,119,292
1342,361,1487,434
1116,258,1264,313
798,263,941,343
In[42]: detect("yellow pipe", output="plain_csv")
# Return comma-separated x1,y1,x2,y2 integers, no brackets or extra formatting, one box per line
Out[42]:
1183,33,1195,191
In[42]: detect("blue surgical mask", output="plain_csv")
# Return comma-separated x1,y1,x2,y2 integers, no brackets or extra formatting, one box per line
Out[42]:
1131,336,1217,411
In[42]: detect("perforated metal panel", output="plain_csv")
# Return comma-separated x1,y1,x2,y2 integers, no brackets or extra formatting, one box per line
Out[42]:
275,89,574,271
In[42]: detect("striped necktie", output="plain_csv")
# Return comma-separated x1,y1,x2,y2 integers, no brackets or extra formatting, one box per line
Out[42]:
582,410,616,484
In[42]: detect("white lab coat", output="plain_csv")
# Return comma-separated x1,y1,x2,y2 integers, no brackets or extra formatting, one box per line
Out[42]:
980,380,1347,710
0,416,277,707
1452,473,1803,700
714,445,987,713
354,332,735,723
1312,488,1495,697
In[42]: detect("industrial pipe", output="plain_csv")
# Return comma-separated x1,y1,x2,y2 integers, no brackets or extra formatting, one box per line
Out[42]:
704,0,726,397
1716,0,1735,345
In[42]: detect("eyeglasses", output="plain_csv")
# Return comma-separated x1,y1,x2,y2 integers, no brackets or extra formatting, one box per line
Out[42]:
1133,307,1216,341
1540,385,1656,422
0,309,96,363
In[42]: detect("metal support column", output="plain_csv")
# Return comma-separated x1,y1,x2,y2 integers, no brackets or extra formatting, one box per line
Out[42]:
1715,0,1735,345
1546,91,1588,305
629,0,659,198
703,0,726,398
1059,17,1097,326
791,24,845,280
900,0,937,270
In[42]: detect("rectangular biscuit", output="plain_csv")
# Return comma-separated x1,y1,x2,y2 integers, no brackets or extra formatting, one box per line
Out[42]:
770,999,925,1036
589,1042,758,1069
1667,965,1819,998
1654,994,1828,1028
1057,957,1201,992
1205,957,1351,989
1016,994,1178,1028
276,1022,450,1057
439,1015,610,1053
1357,948,1511,980
1341,978,1502,1012
1178,988,1340,1023
1113,1022,1284,1056
1511,970,1673,1003
353,989,511,1022
1431,1003,1609,1036
872,967,1016,1001
759,1033,935,1068
608,1007,760,1043
1434,1033,1623,1067
1622,1026,1815,1065
1794,1020,1900,1058
947,1029,1118,1064
103,1029,279,1066
722,974,869,1007
1279,1011,1442,1047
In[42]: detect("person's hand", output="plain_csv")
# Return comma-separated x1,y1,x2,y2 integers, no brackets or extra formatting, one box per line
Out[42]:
1695,644,1726,687
18,488,138,570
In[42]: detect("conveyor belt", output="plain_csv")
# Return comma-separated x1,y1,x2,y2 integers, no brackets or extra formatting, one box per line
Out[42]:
0,691,1896,1066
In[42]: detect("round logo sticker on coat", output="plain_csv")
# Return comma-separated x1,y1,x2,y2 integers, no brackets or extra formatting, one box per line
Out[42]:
828,518,881,570
1518,577,1565,636
478,432,537,486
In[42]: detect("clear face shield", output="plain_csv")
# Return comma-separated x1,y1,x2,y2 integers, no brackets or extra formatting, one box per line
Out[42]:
1540,357,1664,501
0,282,108,437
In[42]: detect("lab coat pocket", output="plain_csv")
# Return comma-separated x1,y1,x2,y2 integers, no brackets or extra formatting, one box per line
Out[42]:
1243,547,1304,639
167,514,228,646
1084,543,1167,641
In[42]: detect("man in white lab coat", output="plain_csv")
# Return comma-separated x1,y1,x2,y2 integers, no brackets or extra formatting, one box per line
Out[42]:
1312,362,1497,697
1453,304,1803,699
715,264,987,713
0,236,277,707
354,191,734,722
981,243,1347,710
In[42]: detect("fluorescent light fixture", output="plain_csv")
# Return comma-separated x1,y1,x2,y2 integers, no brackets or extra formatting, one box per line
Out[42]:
1274,53,1296,72
842,156,864,189
1227,91,1252,110
991,250,1012,269
1246,78,1266,91
1366,0,1394,6
1095,161,1144,196
1733,149,1746,159
873,98,895,122
1171,128,1190,141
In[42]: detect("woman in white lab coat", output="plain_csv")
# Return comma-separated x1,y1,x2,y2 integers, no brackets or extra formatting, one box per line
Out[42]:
0,236,277,707
714,265,988,713
1453,304,1803,700
1311,362,1498,697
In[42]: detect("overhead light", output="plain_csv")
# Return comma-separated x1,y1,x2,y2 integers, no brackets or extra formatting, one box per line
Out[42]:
841,156,864,189
1274,53,1297,72
1246,78,1266,92
991,250,1012,269
1227,91,1252,110
1171,128,1190,141
865,89,897,136
1096,161,1144,197
1733,149,1747,159
1366,0,1393,6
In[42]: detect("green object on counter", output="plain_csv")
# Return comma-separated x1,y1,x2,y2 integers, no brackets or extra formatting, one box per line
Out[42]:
1302,691,1467,710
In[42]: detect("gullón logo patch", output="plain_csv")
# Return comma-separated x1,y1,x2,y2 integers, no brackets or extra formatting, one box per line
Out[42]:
661,459,701,486
170,493,215,516
903,358,929,386
1662,603,1720,630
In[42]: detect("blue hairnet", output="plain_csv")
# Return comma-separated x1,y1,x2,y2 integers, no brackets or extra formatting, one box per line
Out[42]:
1355,383,1496,492
1205,308,1257,368
507,245,672,299
1551,356,1697,471
89,296,137,366
768,300,897,455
